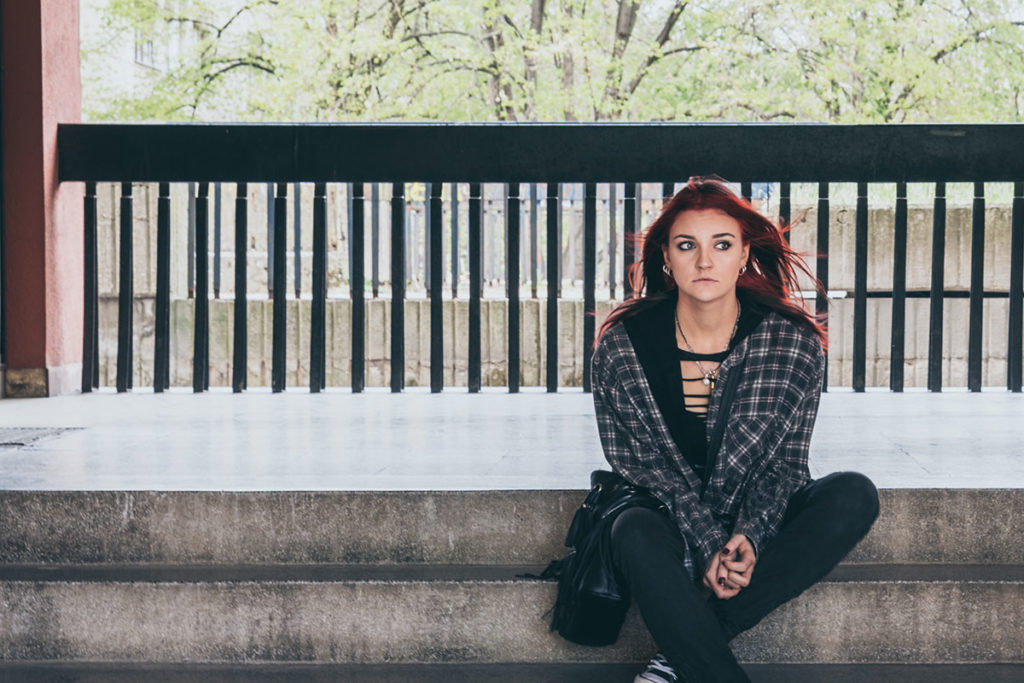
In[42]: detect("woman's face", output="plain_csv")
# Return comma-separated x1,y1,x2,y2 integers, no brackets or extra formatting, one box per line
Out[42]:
662,208,749,307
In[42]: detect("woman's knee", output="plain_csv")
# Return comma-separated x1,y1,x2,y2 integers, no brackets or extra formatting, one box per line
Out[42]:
815,471,880,533
609,506,691,585
610,506,683,563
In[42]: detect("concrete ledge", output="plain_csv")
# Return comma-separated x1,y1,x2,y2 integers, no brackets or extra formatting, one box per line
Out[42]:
0,579,1020,663
0,563,1020,583
1,489,1022,565
1,662,1022,683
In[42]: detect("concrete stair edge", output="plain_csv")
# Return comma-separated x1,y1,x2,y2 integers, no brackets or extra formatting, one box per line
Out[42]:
2,662,1024,683
1,488,1022,565
1,577,1021,664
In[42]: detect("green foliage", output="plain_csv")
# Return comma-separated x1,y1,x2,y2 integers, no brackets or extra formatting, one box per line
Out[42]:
82,0,1024,122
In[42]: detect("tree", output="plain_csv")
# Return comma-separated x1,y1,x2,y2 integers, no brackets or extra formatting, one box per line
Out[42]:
81,0,1024,123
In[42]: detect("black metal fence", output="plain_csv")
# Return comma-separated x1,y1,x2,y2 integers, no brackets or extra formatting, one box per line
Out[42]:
58,123,1024,394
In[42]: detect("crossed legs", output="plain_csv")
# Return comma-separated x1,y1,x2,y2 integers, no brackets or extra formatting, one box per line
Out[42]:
610,471,879,682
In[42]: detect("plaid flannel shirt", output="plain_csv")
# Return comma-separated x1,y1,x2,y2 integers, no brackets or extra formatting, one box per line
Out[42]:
590,306,825,573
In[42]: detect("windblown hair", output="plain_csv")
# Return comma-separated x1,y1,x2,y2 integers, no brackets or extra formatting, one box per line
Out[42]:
594,176,827,350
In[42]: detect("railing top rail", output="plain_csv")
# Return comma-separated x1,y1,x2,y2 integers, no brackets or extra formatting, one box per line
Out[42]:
58,122,1024,183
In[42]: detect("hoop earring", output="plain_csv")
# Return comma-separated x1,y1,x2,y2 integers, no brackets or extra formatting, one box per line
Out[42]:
739,265,747,275
663,264,671,276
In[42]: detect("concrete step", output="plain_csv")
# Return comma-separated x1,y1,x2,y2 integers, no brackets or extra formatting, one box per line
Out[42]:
1,565,1021,664
2,662,1023,683
1,488,1022,565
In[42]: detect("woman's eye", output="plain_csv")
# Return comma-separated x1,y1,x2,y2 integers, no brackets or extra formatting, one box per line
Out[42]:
677,241,694,250
715,241,732,250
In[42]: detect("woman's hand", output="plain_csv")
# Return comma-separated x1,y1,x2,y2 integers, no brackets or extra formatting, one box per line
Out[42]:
703,535,757,600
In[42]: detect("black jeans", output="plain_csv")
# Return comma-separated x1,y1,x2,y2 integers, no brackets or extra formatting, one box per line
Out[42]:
610,471,880,683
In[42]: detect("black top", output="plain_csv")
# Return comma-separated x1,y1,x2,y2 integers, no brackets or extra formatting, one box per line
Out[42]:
623,293,766,482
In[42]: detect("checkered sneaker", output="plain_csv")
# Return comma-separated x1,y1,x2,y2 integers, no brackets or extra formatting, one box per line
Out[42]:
634,652,679,683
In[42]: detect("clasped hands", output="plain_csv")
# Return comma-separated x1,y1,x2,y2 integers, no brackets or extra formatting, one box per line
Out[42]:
702,534,756,600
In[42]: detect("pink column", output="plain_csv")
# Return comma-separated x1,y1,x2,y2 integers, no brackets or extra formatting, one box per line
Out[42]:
2,0,83,397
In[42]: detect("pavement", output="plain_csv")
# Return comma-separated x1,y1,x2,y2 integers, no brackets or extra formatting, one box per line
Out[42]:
0,387,1021,490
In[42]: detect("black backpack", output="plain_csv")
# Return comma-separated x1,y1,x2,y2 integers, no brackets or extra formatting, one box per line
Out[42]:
535,469,667,646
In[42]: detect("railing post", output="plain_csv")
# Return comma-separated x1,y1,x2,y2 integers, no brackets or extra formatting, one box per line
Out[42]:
779,181,791,232
662,181,674,203
968,182,985,392
546,182,560,393
82,182,98,393
624,183,637,300
530,183,538,299
583,182,596,393
890,182,908,392
451,183,460,300
816,182,829,392
193,182,209,393
507,182,521,393
927,182,946,392
372,183,380,299
741,181,752,203
391,183,405,393
430,181,443,393
266,182,274,299
272,182,287,393
853,182,868,392
608,183,618,301
232,183,248,393
468,183,482,392
154,182,171,392
187,182,195,298
293,182,302,299
116,182,134,393
1009,182,1023,392
557,184,563,299
350,182,365,393
311,182,328,393
213,183,221,299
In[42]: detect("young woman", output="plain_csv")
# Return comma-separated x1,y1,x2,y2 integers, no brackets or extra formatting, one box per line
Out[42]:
589,177,879,682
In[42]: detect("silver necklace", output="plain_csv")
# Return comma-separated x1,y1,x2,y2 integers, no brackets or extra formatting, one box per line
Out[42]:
674,301,741,390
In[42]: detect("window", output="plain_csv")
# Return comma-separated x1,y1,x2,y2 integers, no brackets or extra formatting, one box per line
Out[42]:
134,28,155,68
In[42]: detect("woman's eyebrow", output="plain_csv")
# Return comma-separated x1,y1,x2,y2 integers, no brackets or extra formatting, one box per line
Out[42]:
672,232,736,239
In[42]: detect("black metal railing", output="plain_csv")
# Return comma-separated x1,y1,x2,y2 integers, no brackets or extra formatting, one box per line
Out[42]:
58,123,1024,394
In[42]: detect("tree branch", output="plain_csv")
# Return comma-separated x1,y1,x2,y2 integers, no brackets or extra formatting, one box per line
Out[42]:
523,0,546,119
736,102,796,120
620,3,692,104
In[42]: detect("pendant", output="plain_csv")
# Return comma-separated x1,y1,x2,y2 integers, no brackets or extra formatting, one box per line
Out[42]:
703,375,711,386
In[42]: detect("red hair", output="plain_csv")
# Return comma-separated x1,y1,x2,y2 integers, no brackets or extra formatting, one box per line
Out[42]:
593,176,827,350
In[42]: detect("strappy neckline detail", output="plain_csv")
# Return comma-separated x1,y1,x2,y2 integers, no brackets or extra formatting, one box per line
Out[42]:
676,347,729,361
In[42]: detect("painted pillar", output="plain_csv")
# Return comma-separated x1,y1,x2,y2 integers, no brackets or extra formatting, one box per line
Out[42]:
1,0,83,397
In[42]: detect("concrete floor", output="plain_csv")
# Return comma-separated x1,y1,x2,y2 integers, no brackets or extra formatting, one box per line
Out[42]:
0,388,1021,490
